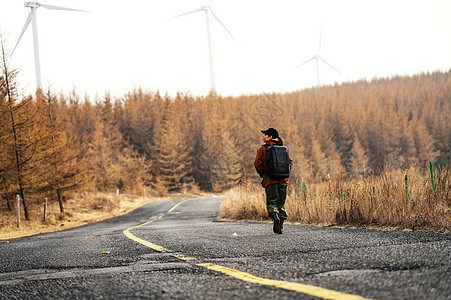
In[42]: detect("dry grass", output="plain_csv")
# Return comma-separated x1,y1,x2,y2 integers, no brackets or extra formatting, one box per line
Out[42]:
0,191,167,241
221,168,451,233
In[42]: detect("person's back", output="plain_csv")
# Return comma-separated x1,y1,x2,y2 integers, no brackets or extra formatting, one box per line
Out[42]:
254,128,293,234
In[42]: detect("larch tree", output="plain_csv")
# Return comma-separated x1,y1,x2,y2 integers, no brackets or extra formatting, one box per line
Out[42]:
396,112,417,168
350,136,370,179
332,102,354,172
1,39,36,219
285,123,312,182
210,130,243,192
152,101,192,194
121,91,165,159
366,109,389,174
191,96,221,190
310,138,328,181
316,117,345,177
0,50,15,211
86,117,120,191
117,144,150,194
412,117,439,168
41,90,85,212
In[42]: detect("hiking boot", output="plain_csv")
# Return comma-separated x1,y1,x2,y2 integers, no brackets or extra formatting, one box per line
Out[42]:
279,220,284,234
272,213,281,234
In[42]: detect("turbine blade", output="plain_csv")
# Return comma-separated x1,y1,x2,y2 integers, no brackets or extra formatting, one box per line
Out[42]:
209,9,236,42
318,56,348,79
12,11,32,54
40,4,87,12
294,57,315,69
172,7,204,18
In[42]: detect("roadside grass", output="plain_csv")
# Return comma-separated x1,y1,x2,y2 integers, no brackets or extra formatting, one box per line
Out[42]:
220,167,451,233
0,192,165,241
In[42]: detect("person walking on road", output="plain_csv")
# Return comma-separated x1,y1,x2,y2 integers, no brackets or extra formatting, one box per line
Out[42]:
254,128,293,234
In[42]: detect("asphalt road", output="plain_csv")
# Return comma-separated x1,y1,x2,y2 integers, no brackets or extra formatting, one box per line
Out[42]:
0,197,450,299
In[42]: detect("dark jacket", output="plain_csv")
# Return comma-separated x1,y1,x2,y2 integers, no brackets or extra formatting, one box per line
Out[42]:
254,139,293,188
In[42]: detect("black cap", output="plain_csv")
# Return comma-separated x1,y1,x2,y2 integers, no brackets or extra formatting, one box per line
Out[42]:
261,128,279,139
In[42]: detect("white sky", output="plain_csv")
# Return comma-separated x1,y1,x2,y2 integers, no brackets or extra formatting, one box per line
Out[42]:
1,0,450,99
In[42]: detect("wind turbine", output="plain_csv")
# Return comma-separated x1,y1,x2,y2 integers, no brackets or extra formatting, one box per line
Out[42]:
12,2,86,90
173,1,236,95
295,25,347,87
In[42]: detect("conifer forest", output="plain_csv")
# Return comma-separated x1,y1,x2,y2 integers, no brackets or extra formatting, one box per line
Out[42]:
1,39,450,220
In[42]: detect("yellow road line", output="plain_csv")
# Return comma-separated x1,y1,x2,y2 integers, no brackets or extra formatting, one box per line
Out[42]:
123,229,172,253
123,199,372,300
197,263,370,300
172,254,197,262
122,199,191,253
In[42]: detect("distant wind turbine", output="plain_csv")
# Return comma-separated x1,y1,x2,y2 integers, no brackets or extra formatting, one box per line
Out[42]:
12,2,86,90
295,25,348,87
173,1,236,94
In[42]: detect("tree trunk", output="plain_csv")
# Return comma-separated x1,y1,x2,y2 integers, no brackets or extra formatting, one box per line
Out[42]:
46,91,64,213
57,188,64,213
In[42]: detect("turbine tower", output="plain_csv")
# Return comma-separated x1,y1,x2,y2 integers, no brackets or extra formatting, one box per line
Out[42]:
295,25,347,87
13,2,86,90
174,1,235,94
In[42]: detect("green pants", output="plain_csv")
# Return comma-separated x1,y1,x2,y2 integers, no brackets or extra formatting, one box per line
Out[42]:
265,183,288,221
